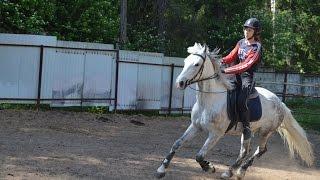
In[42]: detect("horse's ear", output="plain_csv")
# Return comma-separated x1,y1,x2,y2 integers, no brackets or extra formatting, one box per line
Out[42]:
213,48,220,54
202,43,209,54
194,42,198,47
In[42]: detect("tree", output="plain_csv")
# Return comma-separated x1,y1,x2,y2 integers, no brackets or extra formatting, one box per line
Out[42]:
120,0,128,45
1,0,319,73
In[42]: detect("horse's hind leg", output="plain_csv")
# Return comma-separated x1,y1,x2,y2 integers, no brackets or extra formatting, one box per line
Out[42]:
235,131,273,179
221,133,251,179
155,124,198,178
196,132,223,173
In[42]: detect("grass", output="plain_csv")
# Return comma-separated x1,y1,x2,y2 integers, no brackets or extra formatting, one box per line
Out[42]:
285,98,320,132
0,103,109,114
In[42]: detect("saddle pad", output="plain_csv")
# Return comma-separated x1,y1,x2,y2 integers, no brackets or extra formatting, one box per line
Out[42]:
225,88,262,133
247,95,262,121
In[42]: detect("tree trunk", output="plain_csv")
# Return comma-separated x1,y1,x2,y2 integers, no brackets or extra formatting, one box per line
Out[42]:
157,0,167,53
120,0,128,46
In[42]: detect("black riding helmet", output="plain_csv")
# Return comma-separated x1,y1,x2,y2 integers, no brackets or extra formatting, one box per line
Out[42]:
243,18,261,35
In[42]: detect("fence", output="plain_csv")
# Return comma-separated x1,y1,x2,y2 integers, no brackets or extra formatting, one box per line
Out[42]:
255,71,320,101
0,34,319,114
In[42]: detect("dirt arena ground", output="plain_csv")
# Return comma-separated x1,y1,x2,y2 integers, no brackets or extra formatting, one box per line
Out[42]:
0,109,319,180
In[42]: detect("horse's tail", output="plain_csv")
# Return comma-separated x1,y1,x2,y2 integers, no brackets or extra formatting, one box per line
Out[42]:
277,102,314,166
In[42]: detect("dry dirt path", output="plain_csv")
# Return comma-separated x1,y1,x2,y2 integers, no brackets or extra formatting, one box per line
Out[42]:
0,109,319,179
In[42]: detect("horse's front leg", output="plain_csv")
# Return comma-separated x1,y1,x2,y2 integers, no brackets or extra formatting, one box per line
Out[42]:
155,124,199,178
196,131,223,173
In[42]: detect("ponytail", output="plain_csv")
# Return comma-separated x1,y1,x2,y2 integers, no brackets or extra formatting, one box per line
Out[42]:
254,35,261,44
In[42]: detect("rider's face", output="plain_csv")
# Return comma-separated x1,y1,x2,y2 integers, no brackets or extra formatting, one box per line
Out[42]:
243,27,254,40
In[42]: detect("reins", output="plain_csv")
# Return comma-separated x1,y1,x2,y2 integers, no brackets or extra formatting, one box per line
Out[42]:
186,53,227,94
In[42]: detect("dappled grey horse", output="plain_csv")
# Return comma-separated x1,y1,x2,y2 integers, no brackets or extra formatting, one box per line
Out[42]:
155,43,314,179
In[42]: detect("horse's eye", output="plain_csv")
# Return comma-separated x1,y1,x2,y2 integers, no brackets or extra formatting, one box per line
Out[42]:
195,63,199,67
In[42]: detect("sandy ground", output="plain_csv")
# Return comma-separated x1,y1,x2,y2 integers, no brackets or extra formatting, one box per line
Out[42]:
0,109,319,180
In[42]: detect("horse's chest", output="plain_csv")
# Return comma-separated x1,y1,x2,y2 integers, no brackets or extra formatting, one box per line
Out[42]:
193,111,214,130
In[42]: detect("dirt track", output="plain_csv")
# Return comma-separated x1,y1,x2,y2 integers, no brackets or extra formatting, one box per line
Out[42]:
0,109,319,180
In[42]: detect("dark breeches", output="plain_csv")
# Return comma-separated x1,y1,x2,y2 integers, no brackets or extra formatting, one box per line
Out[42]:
236,73,254,139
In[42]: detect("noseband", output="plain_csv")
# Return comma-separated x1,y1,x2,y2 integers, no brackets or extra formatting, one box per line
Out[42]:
186,53,219,86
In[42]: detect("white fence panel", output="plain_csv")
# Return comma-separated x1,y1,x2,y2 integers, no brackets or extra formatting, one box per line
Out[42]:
160,65,172,110
0,46,40,101
302,75,320,97
1,34,319,112
172,67,185,109
287,74,301,95
57,40,113,50
116,50,139,110
136,52,163,109
161,57,185,113
255,72,284,93
41,48,58,100
0,33,56,46
48,48,85,106
82,51,115,106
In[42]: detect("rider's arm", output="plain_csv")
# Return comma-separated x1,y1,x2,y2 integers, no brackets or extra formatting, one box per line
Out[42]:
222,42,240,64
224,44,261,74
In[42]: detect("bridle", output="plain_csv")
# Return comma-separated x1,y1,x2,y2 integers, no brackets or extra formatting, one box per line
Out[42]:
185,53,219,86
185,53,227,94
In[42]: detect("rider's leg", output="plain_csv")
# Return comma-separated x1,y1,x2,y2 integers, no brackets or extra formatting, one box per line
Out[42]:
238,74,253,140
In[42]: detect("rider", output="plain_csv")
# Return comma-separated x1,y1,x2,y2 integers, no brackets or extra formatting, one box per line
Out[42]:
220,17,262,141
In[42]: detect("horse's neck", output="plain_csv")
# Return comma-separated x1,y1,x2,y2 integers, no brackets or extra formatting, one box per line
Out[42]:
196,79,227,107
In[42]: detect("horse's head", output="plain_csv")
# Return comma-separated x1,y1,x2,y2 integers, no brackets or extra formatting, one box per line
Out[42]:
176,43,223,90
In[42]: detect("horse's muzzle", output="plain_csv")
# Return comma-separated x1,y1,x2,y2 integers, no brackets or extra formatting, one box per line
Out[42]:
176,80,186,90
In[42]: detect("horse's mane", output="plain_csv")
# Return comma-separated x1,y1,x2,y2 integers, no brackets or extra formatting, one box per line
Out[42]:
188,43,234,90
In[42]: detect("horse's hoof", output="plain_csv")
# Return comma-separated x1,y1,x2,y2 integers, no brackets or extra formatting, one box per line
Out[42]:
201,162,215,173
155,172,166,179
235,167,245,180
210,164,216,173
221,170,233,179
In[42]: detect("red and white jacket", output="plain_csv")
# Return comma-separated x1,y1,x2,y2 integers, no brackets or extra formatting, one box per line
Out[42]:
222,39,262,74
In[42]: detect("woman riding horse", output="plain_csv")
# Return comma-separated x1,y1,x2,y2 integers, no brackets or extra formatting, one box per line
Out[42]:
220,17,262,145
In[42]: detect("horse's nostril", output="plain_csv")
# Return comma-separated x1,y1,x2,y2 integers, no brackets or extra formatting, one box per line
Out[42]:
179,81,184,87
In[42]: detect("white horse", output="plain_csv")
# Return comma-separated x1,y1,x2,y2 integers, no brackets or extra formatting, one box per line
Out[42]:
156,43,314,179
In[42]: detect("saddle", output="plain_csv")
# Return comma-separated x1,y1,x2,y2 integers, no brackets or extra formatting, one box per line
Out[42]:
225,82,262,133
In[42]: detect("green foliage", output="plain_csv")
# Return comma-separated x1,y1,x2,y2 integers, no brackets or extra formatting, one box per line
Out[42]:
123,25,165,52
0,103,51,110
86,106,108,114
1,0,319,73
286,98,320,131
0,0,56,34
0,103,108,114
0,0,119,43
54,0,119,43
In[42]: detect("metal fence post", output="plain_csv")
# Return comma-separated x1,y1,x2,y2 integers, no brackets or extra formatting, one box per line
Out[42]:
114,49,120,113
168,63,174,115
36,45,44,110
282,70,288,102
